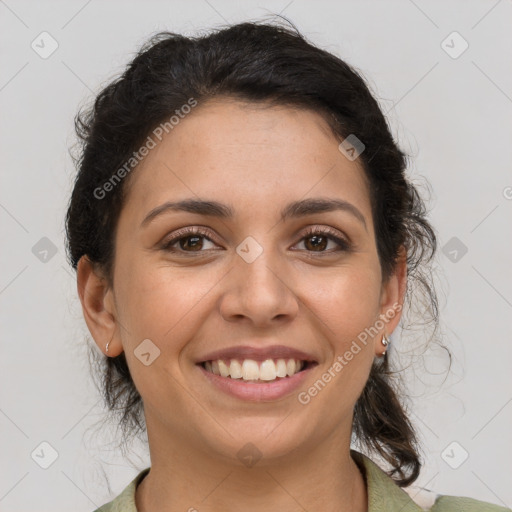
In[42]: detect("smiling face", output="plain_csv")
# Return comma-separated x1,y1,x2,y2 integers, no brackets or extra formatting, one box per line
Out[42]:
79,97,405,466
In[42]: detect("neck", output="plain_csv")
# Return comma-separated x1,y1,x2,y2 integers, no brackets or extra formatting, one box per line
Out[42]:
135,421,368,512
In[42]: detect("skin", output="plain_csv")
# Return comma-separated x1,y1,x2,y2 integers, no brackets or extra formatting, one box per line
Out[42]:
77,98,407,512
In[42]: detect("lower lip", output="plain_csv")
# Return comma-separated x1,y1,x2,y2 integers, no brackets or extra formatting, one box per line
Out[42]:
197,364,314,402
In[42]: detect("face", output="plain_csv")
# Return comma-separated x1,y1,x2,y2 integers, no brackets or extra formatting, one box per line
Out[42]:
79,98,405,465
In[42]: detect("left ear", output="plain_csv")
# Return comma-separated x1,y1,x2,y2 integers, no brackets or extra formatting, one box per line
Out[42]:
375,245,407,355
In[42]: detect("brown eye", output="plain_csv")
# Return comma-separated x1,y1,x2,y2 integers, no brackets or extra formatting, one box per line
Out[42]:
176,235,206,251
161,227,218,254
303,233,329,251
295,227,351,254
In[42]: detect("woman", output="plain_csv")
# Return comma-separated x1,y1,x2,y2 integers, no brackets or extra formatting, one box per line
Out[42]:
65,20,509,512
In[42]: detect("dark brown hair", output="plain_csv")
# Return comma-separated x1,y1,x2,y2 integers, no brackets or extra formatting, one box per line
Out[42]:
66,18,443,487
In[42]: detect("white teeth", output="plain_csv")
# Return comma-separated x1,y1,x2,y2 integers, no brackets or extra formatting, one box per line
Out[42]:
286,359,296,376
203,358,305,381
242,359,260,380
260,359,277,381
218,360,230,377
229,359,243,379
276,358,287,378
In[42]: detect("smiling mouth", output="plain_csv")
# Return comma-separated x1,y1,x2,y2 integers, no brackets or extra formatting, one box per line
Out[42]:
199,358,316,383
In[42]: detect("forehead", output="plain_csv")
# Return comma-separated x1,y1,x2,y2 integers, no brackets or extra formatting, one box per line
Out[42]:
122,98,371,223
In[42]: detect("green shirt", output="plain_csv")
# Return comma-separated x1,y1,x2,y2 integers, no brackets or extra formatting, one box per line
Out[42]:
93,450,510,511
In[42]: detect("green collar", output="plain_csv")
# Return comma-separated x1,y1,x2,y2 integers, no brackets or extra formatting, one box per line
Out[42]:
351,450,424,511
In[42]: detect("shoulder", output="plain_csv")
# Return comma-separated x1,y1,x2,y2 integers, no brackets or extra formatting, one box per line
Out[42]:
351,450,510,512
403,484,511,511
430,495,511,511
91,468,150,512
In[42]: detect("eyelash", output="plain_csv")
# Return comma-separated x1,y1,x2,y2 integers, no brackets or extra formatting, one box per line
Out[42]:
160,226,351,256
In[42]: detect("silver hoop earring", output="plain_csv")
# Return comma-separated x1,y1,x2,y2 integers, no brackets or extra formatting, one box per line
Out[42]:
381,334,390,356
105,340,111,354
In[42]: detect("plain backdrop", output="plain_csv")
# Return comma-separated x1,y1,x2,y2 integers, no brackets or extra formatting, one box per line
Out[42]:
1,1,511,510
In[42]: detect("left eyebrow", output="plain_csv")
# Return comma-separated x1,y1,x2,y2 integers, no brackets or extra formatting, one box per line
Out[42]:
140,197,367,231
280,198,367,231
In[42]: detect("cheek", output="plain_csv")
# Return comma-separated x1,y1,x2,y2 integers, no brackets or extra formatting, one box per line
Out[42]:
112,263,214,403
303,260,383,345
114,260,219,348
297,265,382,411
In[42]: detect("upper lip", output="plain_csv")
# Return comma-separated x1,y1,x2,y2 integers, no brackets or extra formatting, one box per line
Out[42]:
196,344,318,364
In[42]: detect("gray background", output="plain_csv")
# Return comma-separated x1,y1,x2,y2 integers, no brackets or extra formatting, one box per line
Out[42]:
1,0,511,510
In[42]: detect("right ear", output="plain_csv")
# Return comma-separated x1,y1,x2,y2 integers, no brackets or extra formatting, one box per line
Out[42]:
76,256,123,357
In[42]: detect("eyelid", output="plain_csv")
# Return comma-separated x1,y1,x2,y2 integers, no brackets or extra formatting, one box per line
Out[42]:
299,225,350,243
160,226,217,249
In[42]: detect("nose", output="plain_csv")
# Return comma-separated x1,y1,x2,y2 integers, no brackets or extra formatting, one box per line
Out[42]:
219,248,299,328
